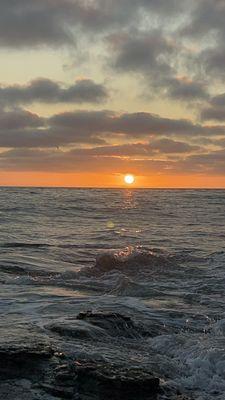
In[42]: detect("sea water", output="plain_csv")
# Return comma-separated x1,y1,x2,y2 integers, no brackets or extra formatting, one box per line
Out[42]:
1,188,225,399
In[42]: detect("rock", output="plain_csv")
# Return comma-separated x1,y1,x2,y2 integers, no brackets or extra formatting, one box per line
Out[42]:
19,379,32,390
0,325,54,382
38,360,160,400
159,387,194,400
47,319,107,341
0,343,53,361
76,311,147,339
0,341,54,379
40,383,75,399
75,362,160,400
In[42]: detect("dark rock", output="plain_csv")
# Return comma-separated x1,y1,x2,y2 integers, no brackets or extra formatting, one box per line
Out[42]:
159,386,194,400
0,326,54,382
76,311,147,339
40,383,75,399
47,319,107,341
0,343,53,361
75,362,159,400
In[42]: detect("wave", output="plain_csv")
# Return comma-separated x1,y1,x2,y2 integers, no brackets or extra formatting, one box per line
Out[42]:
1,242,52,249
82,246,177,277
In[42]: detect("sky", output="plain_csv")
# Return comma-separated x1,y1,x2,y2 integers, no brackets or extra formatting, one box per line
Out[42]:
1,0,225,187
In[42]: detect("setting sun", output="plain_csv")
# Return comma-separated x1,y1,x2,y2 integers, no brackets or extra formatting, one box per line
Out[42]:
124,174,135,185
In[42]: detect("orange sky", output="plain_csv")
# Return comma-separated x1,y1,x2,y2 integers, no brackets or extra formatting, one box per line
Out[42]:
0,172,224,188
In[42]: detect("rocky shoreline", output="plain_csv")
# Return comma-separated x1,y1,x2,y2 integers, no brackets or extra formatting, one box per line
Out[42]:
0,311,193,400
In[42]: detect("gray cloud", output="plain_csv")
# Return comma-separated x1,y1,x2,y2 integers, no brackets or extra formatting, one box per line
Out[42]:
68,139,199,157
0,0,75,47
201,107,225,122
0,127,106,149
201,92,225,121
179,149,225,175
0,108,44,130
50,110,206,137
0,108,222,151
0,145,219,175
211,93,225,107
0,0,186,48
181,0,225,39
107,29,210,105
181,1,225,79
199,46,225,78
0,78,108,105
165,77,208,101
109,30,174,79
0,147,177,173
150,138,200,153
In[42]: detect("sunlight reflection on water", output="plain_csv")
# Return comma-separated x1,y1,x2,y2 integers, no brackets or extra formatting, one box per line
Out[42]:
121,189,137,210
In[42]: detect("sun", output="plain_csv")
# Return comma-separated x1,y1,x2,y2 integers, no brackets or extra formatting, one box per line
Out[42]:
124,174,135,185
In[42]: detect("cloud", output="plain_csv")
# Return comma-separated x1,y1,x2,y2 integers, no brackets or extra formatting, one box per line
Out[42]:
210,93,225,108
107,29,210,104
198,46,225,78
0,0,75,47
50,110,206,137
179,149,225,174
165,77,208,101
0,108,105,148
0,0,186,48
181,0,225,40
0,78,108,105
0,108,43,130
109,30,174,79
201,107,225,122
201,92,225,121
150,138,200,153
0,108,223,150
180,1,225,79
68,139,200,157
0,145,219,175
0,147,177,173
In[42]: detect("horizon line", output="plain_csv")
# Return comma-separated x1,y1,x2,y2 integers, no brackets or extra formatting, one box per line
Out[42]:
0,185,225,190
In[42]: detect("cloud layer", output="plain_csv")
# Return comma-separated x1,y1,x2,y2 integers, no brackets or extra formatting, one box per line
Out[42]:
0,1,225,182
0,78,108,105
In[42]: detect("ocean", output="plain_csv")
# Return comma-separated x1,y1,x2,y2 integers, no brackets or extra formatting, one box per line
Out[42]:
1,188,225,399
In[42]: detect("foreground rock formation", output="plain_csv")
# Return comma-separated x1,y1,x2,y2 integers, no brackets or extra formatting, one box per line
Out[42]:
0,312,193,400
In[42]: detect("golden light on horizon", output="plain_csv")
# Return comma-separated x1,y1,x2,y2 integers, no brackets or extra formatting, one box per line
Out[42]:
124,174,135,185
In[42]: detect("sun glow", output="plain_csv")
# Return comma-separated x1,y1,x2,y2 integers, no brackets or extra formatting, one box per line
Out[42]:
124,174,135,185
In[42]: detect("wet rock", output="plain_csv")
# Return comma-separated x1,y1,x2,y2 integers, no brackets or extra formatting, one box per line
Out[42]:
76,311,147,339
38,360,160,400
0,380,60,400
40,383,75,399
0,325,54,381
75,362,160,400
47,319,107,341
159,387,194,400
0,343,53,361
0,340,53,380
